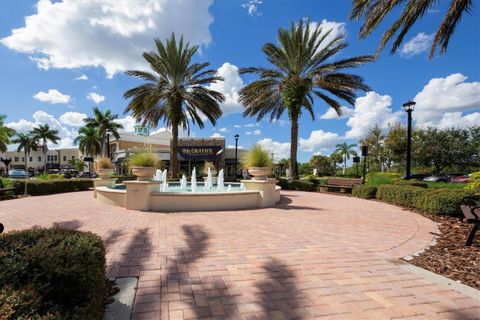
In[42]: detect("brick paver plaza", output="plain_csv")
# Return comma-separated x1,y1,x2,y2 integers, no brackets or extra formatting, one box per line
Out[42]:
1,191,479,319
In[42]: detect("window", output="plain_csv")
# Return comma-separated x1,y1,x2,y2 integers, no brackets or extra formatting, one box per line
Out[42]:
14,157,18,162
54,155,58,162
72,156,75,160
63,156,67,161
47,155,51,162
29,157,32,162
38,156,42,162
21,157,24,162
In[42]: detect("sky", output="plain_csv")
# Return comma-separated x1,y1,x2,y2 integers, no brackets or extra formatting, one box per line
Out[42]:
0,0,479,162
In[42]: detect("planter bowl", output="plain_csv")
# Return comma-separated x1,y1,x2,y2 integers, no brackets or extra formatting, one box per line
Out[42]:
131,167,156,181
248,167,271,180
96,168,114,179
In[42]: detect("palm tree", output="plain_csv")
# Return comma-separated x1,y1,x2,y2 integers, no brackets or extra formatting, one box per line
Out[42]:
239,19,373,179
31,124,60,174
74,126,101,158
350,0,474,58
11,133,38,171
335,142,358,175
124,34,225,178
84,107,123,157
0,115,15,152
68,158,86,173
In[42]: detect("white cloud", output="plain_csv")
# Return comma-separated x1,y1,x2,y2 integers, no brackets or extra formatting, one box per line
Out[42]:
33,89,70,104
400,32,434,57
6,111,78,149
242,0,262,16
210,132,224,138
87,92,105,104
218,127,228,133
114,116,138,132
234,124,242,128
253,129,261,135
299,129,340,152
244,123,258,128
257,138,290,161
310,19,347,53
345,91,402,139
59,112,87,127
227,144,244,149
207,62,244,115
1,0,214,78
413,73,480,126
76,74,88,80
429,112,480,129
320,106,354,120
271,119,289,127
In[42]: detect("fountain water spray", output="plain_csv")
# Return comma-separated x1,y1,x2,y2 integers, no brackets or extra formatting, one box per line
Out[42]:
180,175,187,189
154,169,162,181
217,169,225,191
240,183,246,191
160,169,168,192
227,184,232,191
205,167,213,189
191,168,197,192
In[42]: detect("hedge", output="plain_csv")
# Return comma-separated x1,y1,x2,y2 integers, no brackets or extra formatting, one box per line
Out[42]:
414,188,475,216
393,180,429,189
376,185,428,208
352,185,377,199
13,179,93,196
0,228,107,319
376,184,475,216
278,178,318,191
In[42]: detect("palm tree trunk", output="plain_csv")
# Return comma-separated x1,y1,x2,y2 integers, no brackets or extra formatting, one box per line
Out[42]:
24,149,28,172
342,154,346,175
171,125,179,179
289,113,299,180
43,141,47,174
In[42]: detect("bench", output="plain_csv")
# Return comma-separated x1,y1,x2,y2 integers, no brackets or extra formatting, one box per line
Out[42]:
319,177,363,193
0,179,16,199
460,197,480,246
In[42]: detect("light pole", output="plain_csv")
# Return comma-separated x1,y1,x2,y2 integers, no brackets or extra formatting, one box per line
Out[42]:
403,100,416,180
234,134,239,181
106,130,112,159
361,145,368,184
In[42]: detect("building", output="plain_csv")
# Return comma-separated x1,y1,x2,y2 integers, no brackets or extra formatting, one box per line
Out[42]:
0,148,85,174
109,125,246,180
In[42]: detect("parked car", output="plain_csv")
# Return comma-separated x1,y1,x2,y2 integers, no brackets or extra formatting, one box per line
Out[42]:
450,175,470,183
422,175,450,183
408,173,429,181
78,172,95,178
8,169,30,179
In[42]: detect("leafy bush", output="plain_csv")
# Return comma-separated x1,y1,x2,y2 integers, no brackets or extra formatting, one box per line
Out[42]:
36,173,65,180
466,171,480,191
366,172,402,186
243,144,273,168
393,180,428,188
13,179,93,196
414,189,475,216
278,178,317,191
96,157,113,169
352,185,378,199
112,175,136,183
128,152,160,168
376,185,427,208
425,182,466,189
0,228,107,319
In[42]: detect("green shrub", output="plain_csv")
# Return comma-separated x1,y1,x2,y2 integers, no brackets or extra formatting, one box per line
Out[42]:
278,178,317,191
128,152,160,168
242,144,273,168
112,175,135,183
393,180,429,188
376,185,427,207
13,179,93,196
365,172,402,186
414,189,475,216
466,171,480,191
0,228,107,319
352,185,378,199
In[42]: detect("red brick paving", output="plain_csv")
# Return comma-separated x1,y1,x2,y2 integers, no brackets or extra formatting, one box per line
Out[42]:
0,190,478,319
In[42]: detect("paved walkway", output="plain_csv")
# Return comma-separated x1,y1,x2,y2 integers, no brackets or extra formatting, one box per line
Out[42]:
0,191,479,319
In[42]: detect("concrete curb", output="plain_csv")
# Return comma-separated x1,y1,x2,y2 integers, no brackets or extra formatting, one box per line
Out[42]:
104,277,138,320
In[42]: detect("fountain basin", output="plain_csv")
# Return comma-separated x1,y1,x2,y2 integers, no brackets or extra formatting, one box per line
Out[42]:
95,180,281,212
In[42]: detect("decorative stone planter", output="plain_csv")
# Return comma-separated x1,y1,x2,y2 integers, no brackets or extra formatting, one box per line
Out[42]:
248,167,271,180
131,167,156,181
96,168,114,179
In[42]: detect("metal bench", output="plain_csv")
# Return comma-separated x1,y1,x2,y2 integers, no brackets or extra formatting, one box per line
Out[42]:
0,179,16,199
319,177,363,193
460,197,480,246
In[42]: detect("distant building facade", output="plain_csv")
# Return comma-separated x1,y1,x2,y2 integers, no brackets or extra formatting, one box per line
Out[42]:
0,148,84,173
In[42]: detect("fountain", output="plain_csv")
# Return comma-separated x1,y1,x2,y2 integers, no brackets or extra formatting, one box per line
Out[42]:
180,175,187,189
191,168,197,192
217,169,225,191
205,167,213,189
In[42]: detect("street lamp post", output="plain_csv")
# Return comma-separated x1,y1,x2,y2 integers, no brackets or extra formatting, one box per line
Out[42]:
361,145,368,184
403,100,416,180
106,130,112,159
234,134,239,181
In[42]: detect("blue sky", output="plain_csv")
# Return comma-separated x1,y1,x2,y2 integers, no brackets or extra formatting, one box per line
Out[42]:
0,0,479,162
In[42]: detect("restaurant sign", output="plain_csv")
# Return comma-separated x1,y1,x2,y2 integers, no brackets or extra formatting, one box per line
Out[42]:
177,146,222,161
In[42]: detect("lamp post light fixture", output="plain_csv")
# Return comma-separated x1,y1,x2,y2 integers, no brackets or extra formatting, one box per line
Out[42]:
361,145,368,184
353,156,360,178
403,100,416,180
105,130,112,159
234,134,239,181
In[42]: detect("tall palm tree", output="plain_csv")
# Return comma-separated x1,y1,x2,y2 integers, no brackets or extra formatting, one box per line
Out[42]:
74,126,102,174
239,19,373,179
31,124,60,174
11,133,38,171
0,115,15,152
335,142,358,175
84,107,123,157
350,0,474,58
124,34,225,178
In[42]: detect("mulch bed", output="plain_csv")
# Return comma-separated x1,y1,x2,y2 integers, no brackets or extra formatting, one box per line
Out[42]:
407,211,480,290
